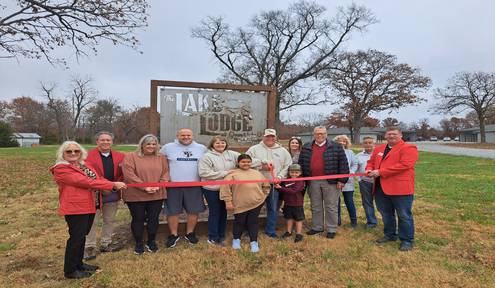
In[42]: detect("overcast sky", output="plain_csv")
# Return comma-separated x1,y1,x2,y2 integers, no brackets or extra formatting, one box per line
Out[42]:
1,0,494,127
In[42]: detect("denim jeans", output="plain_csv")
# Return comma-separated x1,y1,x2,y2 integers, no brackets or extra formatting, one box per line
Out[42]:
338,190,357,225
202,188,227,242
358,181,377,226
374,185,414,243
264,185,279,236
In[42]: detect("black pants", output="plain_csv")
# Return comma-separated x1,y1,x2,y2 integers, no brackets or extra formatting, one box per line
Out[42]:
233,204,263,242
127,200,163,244
64,213,95,275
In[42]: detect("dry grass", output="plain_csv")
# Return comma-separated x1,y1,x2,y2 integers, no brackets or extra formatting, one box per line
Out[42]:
444,142,495,150
0,147,494,288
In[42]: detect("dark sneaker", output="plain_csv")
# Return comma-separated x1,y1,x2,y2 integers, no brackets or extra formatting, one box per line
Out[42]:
281,232,292,238
78,263,99,272
166,235,180,248
399,241,413,251
265,232,278,238
306,229,323,236
64,270,92,279
326,232,336,239
375,236,397,244
294,234,303,243
145,241,158,252
83,247,97,260
366,224,377,229
134,243,144,255
185,232,199,245
351,221,358,228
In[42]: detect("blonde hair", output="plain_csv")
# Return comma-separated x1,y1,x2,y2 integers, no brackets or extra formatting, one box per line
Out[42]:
333,135,352,149
137,134,160,156
55,141,87,165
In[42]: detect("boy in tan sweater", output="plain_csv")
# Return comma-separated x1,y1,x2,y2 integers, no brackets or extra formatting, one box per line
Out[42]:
220,154,270,252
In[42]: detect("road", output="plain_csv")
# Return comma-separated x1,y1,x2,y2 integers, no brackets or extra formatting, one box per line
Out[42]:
414,142,495,159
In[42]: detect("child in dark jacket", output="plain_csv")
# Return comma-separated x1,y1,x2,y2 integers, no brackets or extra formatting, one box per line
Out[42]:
275,163,306,243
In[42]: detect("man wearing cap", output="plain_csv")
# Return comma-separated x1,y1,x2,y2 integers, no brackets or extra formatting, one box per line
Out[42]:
246,128,292,238
298,126,349,239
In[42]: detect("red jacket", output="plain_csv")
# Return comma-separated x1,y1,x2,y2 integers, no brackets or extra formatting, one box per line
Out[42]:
366,140,418,195
85,149,125,203
50,163,115,215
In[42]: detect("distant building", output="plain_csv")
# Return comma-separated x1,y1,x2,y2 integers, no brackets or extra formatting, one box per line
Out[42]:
12,133,42,147
298,127,417,143
459,125,495,143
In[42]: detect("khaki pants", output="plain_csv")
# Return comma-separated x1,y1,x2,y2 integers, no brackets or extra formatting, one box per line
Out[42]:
85,201,118,248
308,180,340,233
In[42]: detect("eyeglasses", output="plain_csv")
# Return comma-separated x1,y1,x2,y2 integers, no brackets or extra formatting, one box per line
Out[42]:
290,136,301,140
65,150,81,154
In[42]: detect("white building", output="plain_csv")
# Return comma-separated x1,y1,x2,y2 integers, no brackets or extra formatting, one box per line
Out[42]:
459,125,495,143
12,133,42,147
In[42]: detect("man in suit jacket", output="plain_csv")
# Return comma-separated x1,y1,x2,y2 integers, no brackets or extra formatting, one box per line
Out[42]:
366,126,418,251
84,131,125,259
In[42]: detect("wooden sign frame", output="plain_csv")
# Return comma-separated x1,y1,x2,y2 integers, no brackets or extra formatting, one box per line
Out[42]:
149,80,277,137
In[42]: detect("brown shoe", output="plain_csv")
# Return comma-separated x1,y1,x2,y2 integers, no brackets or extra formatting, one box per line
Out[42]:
100,243,122,253
83,247,96,260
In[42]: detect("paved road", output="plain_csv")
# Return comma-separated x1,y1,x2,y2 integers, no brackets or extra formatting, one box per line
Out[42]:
414,142,495,159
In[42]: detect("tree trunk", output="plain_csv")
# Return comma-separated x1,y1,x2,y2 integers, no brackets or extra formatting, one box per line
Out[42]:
352,116,362,144
479,116,486,143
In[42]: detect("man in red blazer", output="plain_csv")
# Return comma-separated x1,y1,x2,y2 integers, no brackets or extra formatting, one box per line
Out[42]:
366,126,418,251
84,131,125,260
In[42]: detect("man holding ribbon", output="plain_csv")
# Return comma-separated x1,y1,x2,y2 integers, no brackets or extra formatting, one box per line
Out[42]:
366,126,418,251
246,128,292,238
298,126,349,239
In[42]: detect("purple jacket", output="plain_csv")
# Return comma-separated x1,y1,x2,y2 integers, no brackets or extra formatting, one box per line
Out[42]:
279,179,305,207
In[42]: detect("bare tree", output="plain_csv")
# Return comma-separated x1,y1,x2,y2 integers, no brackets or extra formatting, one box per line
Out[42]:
0,0,149,65
41,82,71,141
381,117,399,128
86,98,122,135
439,117,472,138
435,72,495,143
68,75,97,139
192,1,376,123
0,100,10,121
323,49,431,143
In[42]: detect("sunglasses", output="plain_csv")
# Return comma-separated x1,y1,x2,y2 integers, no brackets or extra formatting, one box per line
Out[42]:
65,150,81,154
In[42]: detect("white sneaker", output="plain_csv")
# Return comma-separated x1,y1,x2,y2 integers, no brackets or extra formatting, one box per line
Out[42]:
232,239,241,250
250,241,259,253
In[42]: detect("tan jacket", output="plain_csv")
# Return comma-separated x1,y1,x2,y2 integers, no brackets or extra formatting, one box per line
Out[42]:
122,152,169,202
220,169,270,214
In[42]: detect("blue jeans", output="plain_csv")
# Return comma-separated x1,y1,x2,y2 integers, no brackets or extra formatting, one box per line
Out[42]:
374,185,414,243
338,190,357,225
358,181,377,226
202,188,227,242
264,185,279,236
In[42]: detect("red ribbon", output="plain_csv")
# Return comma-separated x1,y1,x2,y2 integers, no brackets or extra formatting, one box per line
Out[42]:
126,172,366,188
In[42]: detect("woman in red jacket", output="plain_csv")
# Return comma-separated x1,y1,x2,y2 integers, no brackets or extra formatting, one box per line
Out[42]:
50,141,126,279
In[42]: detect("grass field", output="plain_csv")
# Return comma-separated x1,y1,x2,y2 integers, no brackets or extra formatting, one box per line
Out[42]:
0,146,494,287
